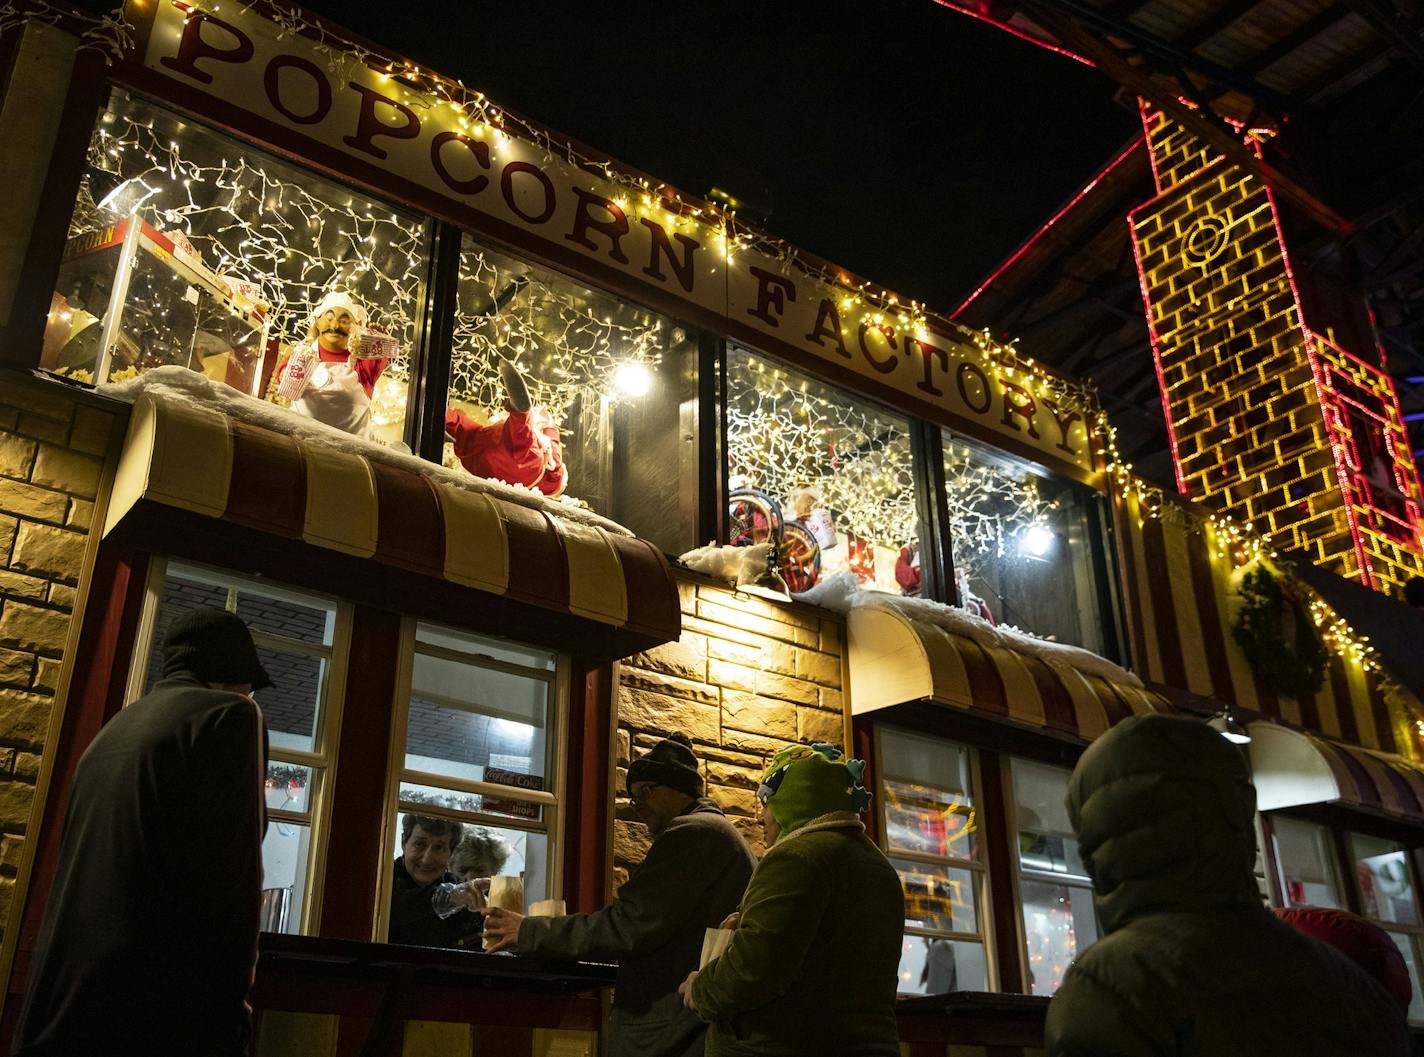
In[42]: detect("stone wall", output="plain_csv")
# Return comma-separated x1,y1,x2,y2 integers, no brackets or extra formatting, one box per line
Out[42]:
611,575,846,881
0,374,120,949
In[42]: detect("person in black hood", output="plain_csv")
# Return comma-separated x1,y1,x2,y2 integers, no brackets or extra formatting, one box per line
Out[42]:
1046,713,1409,1057
15,607,271,1057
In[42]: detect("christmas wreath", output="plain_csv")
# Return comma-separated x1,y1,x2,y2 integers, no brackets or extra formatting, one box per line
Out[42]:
1230,563,1328,698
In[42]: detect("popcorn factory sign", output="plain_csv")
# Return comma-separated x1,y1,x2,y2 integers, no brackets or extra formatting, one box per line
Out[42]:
126,0,1096,480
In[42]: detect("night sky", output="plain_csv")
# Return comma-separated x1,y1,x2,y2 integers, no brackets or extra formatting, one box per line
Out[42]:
298,0,1140,316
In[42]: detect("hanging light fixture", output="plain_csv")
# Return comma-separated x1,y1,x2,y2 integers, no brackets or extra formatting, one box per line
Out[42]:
1207,709,1252,744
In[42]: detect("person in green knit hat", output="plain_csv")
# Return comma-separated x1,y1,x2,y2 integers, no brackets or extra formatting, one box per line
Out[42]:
678,743,904,1057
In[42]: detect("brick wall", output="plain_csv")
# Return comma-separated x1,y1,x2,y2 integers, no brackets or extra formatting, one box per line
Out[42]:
0,374,120,950
610,575,846,882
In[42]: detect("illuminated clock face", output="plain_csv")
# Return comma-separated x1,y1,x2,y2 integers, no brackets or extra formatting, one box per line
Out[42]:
1182,215,1232,267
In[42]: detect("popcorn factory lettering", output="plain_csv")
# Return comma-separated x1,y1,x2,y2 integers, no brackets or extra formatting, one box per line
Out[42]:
147,7,1088,470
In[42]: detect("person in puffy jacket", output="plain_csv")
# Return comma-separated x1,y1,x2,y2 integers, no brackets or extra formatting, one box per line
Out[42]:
1046,714,1409,1057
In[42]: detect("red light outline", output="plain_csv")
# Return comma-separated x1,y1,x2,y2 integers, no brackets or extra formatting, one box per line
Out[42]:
950,135,1145,319
928,0,1097,67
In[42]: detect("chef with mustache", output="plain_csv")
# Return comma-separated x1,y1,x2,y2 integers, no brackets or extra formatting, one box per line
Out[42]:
271,290,388,437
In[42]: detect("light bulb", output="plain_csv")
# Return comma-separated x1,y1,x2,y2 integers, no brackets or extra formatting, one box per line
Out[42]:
1020,523,1054,558
613,360,653,397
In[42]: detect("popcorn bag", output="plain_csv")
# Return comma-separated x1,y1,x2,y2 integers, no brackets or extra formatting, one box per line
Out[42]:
351,325,400,361
699,927,734,968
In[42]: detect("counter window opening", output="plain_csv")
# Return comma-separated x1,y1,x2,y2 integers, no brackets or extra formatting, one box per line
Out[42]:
1008,757,1098,995
449,235,701,553
1268,814,1424,1022
382,621,565,949
48,89,425,444
943,432,1112,656
725,345,920,596
129,559,351,937
875,727,989,993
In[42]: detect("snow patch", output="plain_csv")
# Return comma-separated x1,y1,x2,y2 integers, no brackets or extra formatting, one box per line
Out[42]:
101,367,635,537
796,573,1142,687
678,541,772,586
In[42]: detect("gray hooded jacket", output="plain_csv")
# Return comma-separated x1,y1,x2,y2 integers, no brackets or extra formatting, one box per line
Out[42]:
1046,714,1409,1057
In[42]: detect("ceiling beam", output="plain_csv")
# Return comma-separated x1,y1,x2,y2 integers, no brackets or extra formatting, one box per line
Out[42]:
1174,0,1263,51
1241,3,1352,74
1340,0,1424,75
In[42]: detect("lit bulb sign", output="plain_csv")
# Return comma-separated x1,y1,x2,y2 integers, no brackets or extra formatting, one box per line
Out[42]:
127,0,1097,482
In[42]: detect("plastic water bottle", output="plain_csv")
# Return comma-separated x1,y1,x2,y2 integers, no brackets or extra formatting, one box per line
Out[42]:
431,881,472,919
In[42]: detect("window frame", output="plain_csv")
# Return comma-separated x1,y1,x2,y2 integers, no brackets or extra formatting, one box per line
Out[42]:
1002,754,1098,996
126,556,353,937
873,724,997,994
375,615,571,944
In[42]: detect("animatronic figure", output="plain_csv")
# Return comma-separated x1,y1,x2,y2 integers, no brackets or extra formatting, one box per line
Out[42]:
445,359,566,496
270,290,390,437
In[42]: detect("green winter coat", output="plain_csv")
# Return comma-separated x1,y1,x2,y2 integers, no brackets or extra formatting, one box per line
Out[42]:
1046,714,1409,1057
691,813,904,1057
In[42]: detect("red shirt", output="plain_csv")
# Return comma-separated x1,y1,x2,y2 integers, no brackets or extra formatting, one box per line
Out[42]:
445,406,566,496
273,342,387,397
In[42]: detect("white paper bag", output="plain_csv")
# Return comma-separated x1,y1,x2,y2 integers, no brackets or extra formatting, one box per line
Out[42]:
699,927,734,968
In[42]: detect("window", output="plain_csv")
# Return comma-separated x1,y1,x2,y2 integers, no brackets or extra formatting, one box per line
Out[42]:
1271,816,1345,910
48,89,425,446
726,346,920,595
447,234,700,552
877,728,987,993
133,560,349,936
1010,758,1097,995
384,621,563,948
1349,833,1424,1022
943,433,1108,653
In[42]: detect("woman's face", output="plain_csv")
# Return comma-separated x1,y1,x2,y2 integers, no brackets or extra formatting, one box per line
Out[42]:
455,858,495,882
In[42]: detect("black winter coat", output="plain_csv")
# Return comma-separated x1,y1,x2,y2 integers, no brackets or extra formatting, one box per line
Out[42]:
15,675,268,1057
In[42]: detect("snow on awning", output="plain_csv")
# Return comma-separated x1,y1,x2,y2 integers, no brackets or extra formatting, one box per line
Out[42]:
846,598,1161,742
103,388,680,652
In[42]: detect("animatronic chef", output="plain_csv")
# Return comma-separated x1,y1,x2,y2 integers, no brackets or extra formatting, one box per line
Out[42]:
270,290,389,437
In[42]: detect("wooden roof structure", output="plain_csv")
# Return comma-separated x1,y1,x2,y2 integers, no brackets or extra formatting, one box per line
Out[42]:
943,0,1424,485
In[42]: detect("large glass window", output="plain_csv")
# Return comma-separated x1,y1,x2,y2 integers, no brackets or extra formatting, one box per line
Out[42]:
48,89,425,447
726,346,920,595
943,434,1107,652
1011,758,1097,995
447,235,699,552
385,622,561,948
133,560,348,936
877,728,987,994
1349,832,1424,1022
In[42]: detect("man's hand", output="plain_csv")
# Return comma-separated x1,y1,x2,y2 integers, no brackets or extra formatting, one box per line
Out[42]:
480,906,524,952
678,970,699,1012
718,912,739,930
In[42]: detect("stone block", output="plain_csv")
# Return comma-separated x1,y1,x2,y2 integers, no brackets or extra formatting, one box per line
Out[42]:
0,480,68,524
0,834,22,870
820,620,843,653
33,657,61,694
628,633,707,683
709,783,759,818
0,570,48,602
721,691,796,740
696,585,819,630
798,706,846,746
615,729,631,767
719,727,790,756
5,382,78,424
611,866,629,889
0,434,36,480
0,516,15,561
67,498,94,532
0,689,53,747
706,634,796,678
0,779,36,829
16,413,67,445
618,666,719,706
12,752,39,781
12,522,86,584
729,813,765,855
68,405,116,457
681,615,773,651
708,660,818,706
0,409,15,432
820,687,844,712
675,579,697,614
795,649,842,689
48,583,76,611
31,445,102,499
695,599,798,645
617,687,720,743
612,818,651,867
793,625,820,647
706,760,760,790
0,602,70,657
0,647,31,688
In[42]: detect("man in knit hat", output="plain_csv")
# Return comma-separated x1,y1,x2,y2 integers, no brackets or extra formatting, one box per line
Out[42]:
16,608,271,1057
483,732,754,1057
680,743,903,1057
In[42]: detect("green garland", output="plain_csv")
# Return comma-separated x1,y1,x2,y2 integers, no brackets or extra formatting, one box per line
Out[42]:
1231,564,1328,699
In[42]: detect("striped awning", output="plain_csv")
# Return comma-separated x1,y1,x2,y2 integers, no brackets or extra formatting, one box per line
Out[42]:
1249,722,1424,825
104,391,680,649
846,602,1161,742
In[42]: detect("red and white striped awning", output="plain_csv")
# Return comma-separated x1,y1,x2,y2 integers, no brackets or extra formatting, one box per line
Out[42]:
1249,722,1424,825
847,601,1161,742
104,392,680,651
